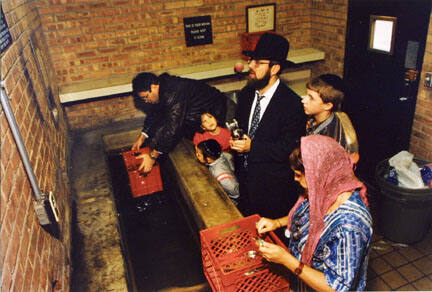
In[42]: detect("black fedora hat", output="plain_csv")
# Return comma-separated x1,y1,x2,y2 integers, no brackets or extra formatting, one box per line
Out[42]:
242,32,294,68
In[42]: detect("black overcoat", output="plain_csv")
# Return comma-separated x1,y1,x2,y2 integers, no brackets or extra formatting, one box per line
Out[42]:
234,80,306,217
141,73,227,154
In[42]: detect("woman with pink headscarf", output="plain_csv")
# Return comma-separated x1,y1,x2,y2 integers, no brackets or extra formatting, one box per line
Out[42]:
256,135,372,291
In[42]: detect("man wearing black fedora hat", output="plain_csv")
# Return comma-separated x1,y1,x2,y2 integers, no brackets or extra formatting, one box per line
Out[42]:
230,32,306,218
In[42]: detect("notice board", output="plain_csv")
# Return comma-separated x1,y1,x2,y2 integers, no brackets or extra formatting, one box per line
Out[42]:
1,7,12,54
183,15,213,47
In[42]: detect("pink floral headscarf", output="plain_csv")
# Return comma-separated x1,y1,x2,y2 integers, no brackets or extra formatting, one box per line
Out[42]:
287,135,368,266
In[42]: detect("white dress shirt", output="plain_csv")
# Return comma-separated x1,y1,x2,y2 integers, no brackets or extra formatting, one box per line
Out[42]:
247,78,280,133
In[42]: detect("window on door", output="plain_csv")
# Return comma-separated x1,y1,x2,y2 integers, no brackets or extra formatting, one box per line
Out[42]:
368,15,397,54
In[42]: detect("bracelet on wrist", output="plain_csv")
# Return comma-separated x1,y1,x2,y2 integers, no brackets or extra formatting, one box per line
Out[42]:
294,262,305,276
149,152,157,160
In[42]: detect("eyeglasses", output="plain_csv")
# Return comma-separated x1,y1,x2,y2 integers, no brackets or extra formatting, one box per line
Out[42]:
247,59,271,67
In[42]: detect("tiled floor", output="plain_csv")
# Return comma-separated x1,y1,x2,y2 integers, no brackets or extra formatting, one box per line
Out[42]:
366,223,432,291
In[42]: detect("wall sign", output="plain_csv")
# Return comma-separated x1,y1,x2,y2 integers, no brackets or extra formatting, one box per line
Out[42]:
246,3,276,33
183,15,213,47
1,7,13,54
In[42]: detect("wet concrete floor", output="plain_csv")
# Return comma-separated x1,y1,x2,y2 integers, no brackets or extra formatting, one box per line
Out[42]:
69,121,134,291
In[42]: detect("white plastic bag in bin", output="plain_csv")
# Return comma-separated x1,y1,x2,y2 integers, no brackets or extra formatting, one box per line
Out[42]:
389,151,425,189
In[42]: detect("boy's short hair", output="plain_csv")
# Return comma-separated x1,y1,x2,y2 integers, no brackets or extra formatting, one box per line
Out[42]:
132,72,160,97
197,139,221,160
306,74,344,111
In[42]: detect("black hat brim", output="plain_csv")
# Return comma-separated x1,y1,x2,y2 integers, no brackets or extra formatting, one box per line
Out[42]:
242,50,295,68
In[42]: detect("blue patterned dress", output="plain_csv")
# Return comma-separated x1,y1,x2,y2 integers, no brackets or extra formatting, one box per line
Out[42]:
287,190,373,291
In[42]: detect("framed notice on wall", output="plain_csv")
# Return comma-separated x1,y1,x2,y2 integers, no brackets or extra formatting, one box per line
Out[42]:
246,3,276,33
1,7,13,54
184,15,213,47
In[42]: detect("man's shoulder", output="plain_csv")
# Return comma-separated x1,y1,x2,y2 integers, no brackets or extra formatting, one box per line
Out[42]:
268,82,302,109
160,72,182,83
237,85,256,106
238,80,300,97
274,80,301,98
238,84,255,96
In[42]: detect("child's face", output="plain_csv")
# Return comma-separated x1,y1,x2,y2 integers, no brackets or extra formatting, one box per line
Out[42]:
302,89,332,116
201,114,218,132
195,147,206,163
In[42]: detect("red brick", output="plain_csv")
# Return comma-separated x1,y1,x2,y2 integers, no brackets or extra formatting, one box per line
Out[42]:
1,260,13,292
11,264,25,292
35,227,46,260
1,214,13,262
1,188,9,222
4,226,20,278
17,217,31,262
30,260,41,292
1,164,14,200
27,222,39,269
22,260,34,292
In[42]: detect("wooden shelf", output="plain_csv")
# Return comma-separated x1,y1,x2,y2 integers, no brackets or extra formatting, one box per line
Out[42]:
287,48,325,64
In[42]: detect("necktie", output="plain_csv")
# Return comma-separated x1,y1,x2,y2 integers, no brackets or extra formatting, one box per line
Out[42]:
248,94,265,139
244,94,264,168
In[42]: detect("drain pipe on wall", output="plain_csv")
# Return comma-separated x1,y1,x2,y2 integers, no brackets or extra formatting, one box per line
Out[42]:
1,81,60,236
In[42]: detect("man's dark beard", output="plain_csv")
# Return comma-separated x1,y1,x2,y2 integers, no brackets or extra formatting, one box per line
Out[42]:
247,70,271,90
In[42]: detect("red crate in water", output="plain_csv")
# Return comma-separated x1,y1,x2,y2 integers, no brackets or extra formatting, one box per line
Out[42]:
122,149,163,197
122,148,148,171
200,214,290,291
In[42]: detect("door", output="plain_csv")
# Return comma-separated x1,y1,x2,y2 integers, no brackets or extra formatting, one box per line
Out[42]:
344,0,431,183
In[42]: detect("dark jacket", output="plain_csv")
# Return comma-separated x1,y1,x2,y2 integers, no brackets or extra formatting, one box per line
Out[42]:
142,73,227,154
234,80,306,217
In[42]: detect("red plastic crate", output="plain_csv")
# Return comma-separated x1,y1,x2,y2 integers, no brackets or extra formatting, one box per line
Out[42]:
122,149,163,197
200,214,290,291
122,148,150,171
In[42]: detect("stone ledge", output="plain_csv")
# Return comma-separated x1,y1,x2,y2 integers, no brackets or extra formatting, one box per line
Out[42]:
60,48,323,103
168,138,243,230
103,130,243,229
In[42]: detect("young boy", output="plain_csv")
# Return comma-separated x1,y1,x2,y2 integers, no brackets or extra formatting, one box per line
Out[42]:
196,139,240,204
302,74,359,162
193,112,231,152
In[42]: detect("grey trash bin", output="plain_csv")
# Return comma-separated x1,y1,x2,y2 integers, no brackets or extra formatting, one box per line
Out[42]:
375,158,432,244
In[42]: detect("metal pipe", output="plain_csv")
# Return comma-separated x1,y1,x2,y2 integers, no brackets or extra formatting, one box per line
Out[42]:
1,81,43,201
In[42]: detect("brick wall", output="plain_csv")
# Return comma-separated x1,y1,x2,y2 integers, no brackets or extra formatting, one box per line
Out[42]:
1,1,71,291
410,11,432,161
65,94,144,129
310,0,348,78
41,0,317,131
37,0,312,87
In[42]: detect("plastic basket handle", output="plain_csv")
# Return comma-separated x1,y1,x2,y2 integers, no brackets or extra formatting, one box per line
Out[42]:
220,225,240,235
